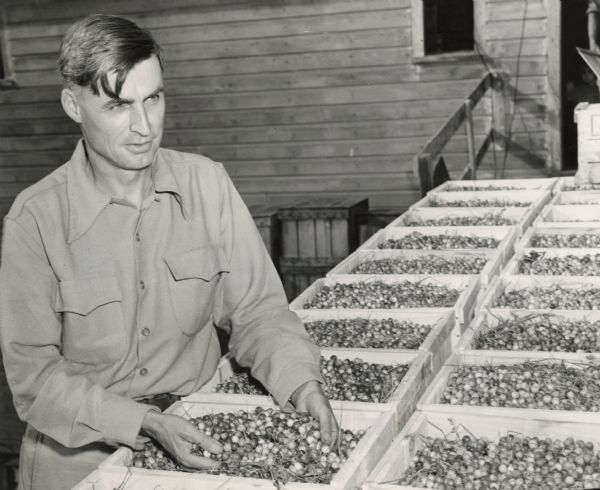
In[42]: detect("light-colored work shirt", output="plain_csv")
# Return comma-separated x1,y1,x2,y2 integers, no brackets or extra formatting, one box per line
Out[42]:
0,140,321,451
590,0,600,13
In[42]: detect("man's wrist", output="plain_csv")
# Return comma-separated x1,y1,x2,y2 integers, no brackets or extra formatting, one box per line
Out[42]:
290,380,322,408
140,408,163,438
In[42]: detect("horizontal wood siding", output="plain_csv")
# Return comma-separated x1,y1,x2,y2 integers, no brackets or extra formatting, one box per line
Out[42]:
0,0,548,210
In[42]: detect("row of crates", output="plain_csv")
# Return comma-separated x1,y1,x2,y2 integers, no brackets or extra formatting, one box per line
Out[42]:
76,177,600,489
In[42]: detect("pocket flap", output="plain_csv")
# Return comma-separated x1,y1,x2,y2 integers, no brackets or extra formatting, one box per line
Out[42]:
165,246,230,281
56,276,122,315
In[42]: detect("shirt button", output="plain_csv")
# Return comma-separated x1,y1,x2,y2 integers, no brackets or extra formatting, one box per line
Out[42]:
154,197,161,202
139,368,148,376
141,327,151,336
135,233,141,242
139,280,145,290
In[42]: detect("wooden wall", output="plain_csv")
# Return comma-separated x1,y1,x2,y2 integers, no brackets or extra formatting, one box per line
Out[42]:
0,0,550,215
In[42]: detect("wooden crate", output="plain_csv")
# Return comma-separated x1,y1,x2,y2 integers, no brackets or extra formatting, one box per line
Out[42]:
554,176,600,193
410,189,551,214
458,308,600,360
277,198,369,259
480,274,600,313
277,197,369,301
190,349,432,433
550,190,600,206
363,410,600,490
430,177,558,194
98,399,397,490
535,204,600,227
249,205,280,269
289,276,480,342
515,225,600,251
504,247,600,276
295,310,455,377
388,207,534,235
418,351,600,423
359,226,517,266
327,249,503,288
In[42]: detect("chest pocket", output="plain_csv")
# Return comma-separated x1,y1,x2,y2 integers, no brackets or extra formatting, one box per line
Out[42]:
55,276,126,365
164,246,230,336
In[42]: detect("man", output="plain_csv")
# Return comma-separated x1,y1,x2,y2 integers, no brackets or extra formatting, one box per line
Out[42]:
0,14,338,490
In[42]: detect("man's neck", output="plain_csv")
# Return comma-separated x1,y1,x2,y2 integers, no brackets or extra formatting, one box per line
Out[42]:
84,152,153,209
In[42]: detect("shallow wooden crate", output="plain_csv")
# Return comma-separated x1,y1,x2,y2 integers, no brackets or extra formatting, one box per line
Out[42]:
358,225,517,266
504,247,600,276
327,249,503,288
458,308,600,360
554,176,600,194
289,276,480,345
388,207,533,235
99,398,397,490
430,177,558,194
190,349,432,433
417,351,600,423
409,189,551,214
550,190,600,206
249,205,281,269
515,225,600,251
363,410,600,490
535,204,600,227
480,274,600,313
295,310,455,377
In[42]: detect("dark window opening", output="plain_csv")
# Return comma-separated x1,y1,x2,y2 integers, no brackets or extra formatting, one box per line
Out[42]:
424,0,474,55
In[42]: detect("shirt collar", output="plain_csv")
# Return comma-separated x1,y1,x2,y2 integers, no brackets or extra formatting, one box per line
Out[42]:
66,140,189,244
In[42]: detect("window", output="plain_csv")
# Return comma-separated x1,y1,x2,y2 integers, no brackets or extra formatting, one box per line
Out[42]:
412,0,478,60
424,0,474,54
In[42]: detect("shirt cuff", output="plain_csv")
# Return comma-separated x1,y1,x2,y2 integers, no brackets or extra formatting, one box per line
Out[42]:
270,362,324,409
100,395,158,448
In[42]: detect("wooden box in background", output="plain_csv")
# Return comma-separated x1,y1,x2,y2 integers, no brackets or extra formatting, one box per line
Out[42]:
249,205,280,271
277,197,369,300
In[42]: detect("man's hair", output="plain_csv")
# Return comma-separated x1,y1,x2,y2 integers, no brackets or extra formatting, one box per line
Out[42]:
57,14,163,98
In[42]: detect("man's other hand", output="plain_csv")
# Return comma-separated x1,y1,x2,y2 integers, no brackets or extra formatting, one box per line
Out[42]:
141,410,223,469
290,380,340,445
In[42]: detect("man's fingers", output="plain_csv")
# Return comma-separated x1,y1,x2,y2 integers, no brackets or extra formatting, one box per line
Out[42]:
318,409,340,446
179,453,221,471
182,427,223,454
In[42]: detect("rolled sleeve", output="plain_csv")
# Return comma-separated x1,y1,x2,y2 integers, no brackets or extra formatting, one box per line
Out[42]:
589,0,600,13
211,164,323,407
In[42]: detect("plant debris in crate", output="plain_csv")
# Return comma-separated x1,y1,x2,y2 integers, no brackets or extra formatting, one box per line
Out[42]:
472,313,600,352
444,184,530,192
378,232,499,250
216,356,410,403
429,197,531,207
494,284,600,310
303,281,460,309
131,407,364,485
353,255,488,275
406,214,516,227
441,361,600,411
304,317,431,349
395,427,600,489
519,252,600,276
531,233,600,248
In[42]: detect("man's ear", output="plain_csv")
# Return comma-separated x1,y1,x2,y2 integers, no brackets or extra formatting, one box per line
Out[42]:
61,87,82,123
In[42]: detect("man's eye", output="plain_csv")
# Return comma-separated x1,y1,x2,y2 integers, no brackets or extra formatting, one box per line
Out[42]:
147,94,162,102
109,103,127,111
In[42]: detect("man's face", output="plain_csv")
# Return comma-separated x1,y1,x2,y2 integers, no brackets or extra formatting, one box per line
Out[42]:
70,55,165,172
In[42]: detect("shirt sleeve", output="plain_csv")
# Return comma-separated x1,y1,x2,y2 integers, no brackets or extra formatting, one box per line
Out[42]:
0,215,154,449
589,0,600,14
211,164,323,408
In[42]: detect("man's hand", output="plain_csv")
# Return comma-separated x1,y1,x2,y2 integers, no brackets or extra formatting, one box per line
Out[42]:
141,410,223,469
290,380,339,445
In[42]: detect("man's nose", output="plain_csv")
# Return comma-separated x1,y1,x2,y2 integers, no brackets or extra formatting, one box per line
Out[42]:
130,103,151,136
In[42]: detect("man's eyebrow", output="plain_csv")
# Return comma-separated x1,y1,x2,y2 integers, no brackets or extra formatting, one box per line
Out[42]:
145,87,164,100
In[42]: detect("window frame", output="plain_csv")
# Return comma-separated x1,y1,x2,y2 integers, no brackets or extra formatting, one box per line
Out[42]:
0,7,16,87
412,0,484,63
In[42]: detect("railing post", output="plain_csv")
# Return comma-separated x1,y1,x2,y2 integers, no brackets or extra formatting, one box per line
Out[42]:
492,72,509,150
464,99,476,180
417,153,432,197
